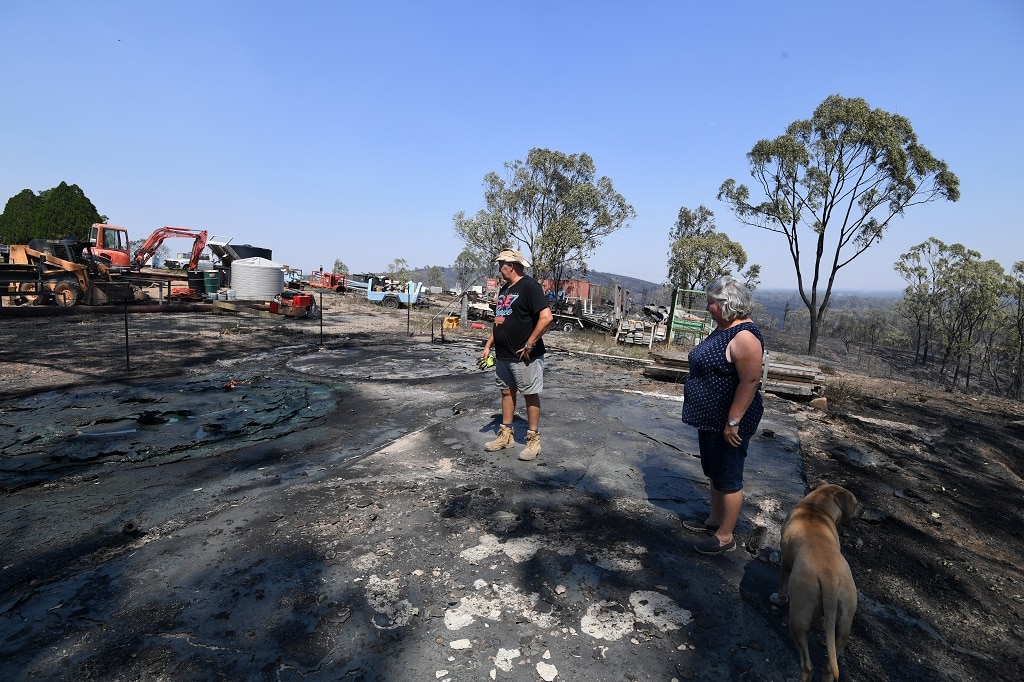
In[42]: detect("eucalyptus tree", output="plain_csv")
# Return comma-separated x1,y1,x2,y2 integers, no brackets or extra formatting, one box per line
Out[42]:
456,148,635,290
931,244,1005,389
718,94,960,354
895,237,947,364
1007,262,1024,398
386,258,409,283
452,249,482,291
666,205,760,292
452,209,509,279
426,266,445,289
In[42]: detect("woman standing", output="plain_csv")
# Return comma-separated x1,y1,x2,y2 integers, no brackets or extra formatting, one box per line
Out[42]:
681,276,765,555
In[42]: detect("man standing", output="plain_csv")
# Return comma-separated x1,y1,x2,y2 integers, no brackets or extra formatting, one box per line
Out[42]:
479,249,553,461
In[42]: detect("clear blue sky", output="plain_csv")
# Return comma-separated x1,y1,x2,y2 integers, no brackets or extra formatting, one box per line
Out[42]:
1,1,1021,291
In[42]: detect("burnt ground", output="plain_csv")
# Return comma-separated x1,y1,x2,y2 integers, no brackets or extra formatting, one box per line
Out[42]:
1,302,1023,681
763,333,1024,681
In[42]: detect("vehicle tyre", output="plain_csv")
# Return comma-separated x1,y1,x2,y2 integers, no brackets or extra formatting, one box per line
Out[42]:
382,296,399,309
53,282,81,307
18,282,42,305
562,321,575,333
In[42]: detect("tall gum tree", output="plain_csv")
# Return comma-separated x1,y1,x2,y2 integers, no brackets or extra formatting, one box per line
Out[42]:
455,148,635,290
452,209,510,281
717,94,960,354
1009,262,1024,399
895,237,946,365
666,205,760,292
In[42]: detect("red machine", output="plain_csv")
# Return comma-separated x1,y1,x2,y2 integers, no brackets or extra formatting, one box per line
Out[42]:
132,227,209,270
309,269,350,292
87,223,132,267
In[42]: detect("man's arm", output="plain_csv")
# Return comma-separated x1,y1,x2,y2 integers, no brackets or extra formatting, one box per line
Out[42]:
517,307,552,360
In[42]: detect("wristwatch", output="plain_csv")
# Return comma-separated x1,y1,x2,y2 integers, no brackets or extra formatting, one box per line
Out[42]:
727,419,740,427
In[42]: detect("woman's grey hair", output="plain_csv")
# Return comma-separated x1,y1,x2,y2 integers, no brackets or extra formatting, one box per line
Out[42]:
705,276,754,321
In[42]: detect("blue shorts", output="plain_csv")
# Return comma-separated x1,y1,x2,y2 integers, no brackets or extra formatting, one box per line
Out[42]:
697,429,750,493
495,357,544,395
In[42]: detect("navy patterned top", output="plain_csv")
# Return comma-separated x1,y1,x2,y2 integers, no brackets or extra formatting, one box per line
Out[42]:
681,322,765,437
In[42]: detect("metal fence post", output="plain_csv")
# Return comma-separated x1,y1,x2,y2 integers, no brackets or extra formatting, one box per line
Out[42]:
124,299,131,371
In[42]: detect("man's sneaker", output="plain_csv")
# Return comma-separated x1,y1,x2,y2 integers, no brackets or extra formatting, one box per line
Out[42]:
484,425,514,451
519,430,541,461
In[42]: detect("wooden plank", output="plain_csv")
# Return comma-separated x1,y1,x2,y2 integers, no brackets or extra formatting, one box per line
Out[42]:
642,364,822,396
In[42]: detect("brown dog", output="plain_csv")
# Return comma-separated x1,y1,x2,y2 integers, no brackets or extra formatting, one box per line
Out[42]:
770,481,861,682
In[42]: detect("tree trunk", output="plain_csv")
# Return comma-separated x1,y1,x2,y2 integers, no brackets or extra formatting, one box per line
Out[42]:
807,317,820,355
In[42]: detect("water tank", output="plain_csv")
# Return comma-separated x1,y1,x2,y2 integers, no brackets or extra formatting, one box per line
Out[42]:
230,257,285,301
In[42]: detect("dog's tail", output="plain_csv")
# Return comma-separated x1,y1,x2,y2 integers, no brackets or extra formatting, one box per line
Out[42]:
821,576,841,682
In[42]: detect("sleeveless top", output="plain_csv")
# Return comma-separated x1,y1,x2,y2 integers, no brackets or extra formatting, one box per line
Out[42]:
681,321,765,437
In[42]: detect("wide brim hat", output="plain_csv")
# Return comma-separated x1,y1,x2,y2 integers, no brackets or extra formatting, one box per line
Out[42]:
493,248,530,268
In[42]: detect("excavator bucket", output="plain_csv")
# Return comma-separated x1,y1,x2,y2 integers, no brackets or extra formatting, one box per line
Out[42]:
82,281,137,305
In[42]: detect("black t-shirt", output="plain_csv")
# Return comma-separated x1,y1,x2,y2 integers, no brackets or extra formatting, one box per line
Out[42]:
492,275,549,360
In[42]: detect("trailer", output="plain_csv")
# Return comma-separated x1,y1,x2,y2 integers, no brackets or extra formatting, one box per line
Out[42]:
549,299,616,333
365,278,423,309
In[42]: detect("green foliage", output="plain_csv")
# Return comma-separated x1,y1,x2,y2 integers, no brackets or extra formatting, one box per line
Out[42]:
0,190,41,243
1008,262,1024,399
332,259,349,274
665,204,760,291
387,258,409,283
455,148,635,288
718,94,959,354
0,182,105,244
894,238,1018,392
452,210,507,279
426,266,445,289
34,183,105,240
452,249,483,290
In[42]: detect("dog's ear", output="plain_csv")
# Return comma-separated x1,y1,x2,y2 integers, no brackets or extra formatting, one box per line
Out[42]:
810,479,829,491
835,488,861,522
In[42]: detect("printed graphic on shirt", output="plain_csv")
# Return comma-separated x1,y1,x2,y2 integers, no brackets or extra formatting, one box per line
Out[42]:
494,292,519,325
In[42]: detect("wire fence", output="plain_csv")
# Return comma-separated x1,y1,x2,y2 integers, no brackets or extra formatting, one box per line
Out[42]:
0,292,460,397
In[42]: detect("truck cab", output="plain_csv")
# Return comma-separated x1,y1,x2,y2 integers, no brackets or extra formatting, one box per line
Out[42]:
87,224,131,267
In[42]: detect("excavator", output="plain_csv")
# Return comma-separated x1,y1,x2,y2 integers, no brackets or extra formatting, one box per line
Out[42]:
131,226,209,270
2,226,210,306
87,223,132,267
87,223,210,271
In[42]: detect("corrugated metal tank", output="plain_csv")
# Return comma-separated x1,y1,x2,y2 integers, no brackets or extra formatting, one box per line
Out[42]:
230,257,285,301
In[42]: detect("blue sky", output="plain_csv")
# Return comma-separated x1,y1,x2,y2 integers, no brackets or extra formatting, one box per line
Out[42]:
1,1,1021,291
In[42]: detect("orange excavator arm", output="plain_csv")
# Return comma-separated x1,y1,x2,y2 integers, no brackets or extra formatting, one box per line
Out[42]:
132,227,210,270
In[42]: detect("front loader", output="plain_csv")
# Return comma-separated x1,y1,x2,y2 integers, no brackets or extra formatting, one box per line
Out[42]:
2,239,136,306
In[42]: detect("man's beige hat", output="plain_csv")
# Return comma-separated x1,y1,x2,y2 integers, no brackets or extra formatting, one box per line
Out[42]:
493,248,530,268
